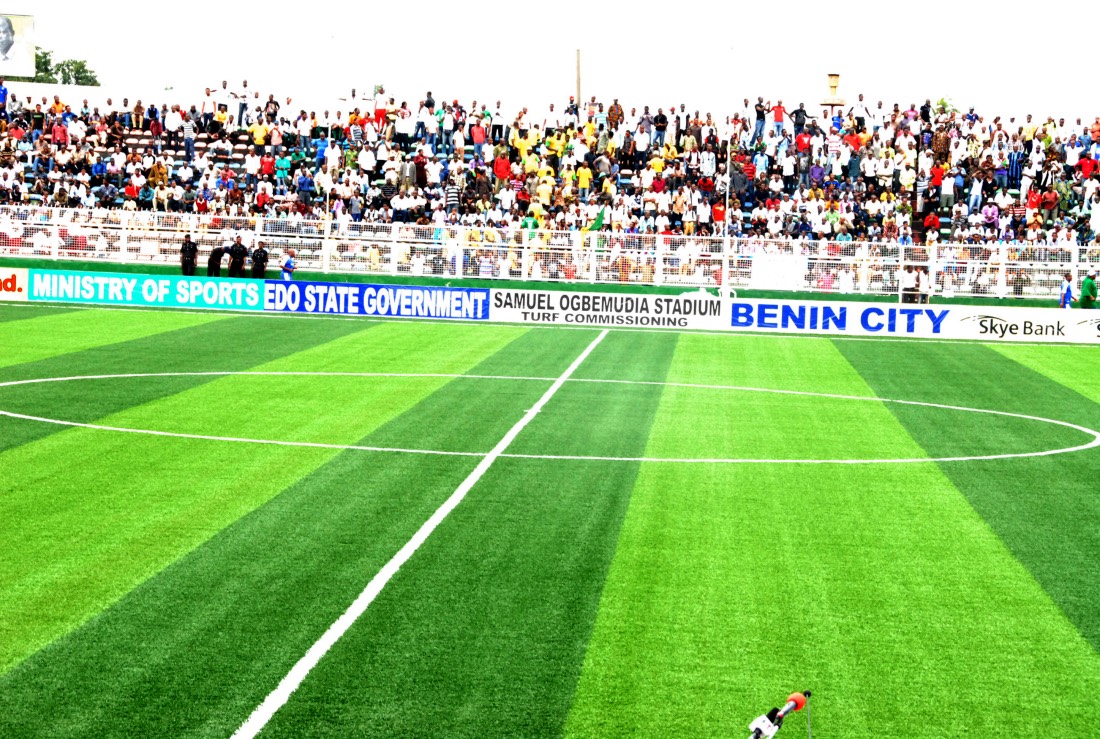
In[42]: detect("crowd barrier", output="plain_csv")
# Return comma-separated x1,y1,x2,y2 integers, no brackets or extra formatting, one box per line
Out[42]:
3,266,1097,344
1,205,1098,303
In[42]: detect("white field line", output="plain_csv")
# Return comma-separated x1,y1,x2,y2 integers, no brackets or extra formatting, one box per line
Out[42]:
1,370,1097,465
4,299,1096,349
227,330,608,739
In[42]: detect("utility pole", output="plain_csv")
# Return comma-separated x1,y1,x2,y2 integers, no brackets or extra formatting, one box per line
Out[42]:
576,49,581,114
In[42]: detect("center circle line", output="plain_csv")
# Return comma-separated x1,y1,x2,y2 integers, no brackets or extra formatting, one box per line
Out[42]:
0,372,1096,465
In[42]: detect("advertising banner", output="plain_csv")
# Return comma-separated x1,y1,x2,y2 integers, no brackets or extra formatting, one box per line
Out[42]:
27,270,265,311
729,298,1100,344
7,266,1100,344
0,15,34,78
263,280,490,320
0,267,28,301
489,288,726,330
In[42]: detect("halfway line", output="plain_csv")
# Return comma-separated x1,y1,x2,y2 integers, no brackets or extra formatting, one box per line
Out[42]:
229,329,609,739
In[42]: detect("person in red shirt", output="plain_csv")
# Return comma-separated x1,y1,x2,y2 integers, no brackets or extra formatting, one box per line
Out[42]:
260,152,276,177
930,163,944,188
492,154,511,192
923,210,940,233
712,199,726,224
795,131,811,153
50,118,69,147
771,101,786,135
1077,155,1096,179
1040,187,1060,220
469,120,487,160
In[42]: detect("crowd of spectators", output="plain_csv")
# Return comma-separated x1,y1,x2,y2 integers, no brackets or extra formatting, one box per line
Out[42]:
7,78,1100,255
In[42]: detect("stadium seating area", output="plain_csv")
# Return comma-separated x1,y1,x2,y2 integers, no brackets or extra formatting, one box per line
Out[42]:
6,84,1100,254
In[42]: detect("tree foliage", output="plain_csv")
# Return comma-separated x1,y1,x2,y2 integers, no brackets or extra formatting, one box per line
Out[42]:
9,47,99,86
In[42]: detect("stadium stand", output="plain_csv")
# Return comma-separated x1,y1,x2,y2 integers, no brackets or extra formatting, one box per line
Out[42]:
3,80,1100,299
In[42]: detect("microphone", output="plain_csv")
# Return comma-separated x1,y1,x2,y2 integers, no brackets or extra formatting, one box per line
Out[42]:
776,691,811,720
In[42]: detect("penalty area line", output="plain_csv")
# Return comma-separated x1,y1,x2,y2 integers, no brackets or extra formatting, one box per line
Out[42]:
229,329,609,739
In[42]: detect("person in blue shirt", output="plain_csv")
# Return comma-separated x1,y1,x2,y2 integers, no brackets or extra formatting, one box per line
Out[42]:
281,249,297,280
1060,272,1076,308
296,171,314,208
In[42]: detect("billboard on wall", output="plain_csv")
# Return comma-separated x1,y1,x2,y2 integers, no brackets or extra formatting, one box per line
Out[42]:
4,267,1100,344
728,298,1100,343
0,15,35,78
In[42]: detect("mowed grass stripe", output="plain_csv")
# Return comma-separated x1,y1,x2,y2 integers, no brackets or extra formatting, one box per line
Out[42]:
0,322,527,678
837,341,1100,652
0,304,79,323
0,314,371,454
565,335,1100,737
638,334,922,462
0,328,590,739
990,343,1100,403
0,307,224,369
253,331,678,738
101,322,532,446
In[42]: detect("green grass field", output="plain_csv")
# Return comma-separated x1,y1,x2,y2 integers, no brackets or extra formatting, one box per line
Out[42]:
1,302,1098,738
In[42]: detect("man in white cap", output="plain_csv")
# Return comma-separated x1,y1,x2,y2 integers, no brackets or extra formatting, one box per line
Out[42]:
1082,268,1097,309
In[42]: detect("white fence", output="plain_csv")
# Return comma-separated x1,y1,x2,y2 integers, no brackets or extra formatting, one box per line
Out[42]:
0,205,1095,301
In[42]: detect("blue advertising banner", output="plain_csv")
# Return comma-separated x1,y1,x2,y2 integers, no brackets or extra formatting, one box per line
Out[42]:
263,280,490,320
27,270,265,311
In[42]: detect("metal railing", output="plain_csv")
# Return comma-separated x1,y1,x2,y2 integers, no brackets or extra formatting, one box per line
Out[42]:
0,205,1093,301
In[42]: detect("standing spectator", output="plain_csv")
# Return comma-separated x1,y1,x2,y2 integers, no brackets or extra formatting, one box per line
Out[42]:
653,108,668,147
179,235,198,276
251,241,269,279
233,80,251,128
771,100,786,136
751,98,767,145
227,236,248,277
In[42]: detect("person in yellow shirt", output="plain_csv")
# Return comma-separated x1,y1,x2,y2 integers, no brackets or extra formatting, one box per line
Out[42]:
249,120,269,151
515,131,535,159
649,153,665,173
576,163,594,199
662,141,678,162
601,176,615,198
536,178,554,206
523,150,540,174
537,162,556,180
213,107,229,134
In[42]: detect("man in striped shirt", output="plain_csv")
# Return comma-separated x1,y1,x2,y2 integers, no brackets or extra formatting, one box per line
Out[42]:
181,116,197,162
444,177,461,214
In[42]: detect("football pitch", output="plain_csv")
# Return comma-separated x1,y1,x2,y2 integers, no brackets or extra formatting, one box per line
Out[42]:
1,302,1099,738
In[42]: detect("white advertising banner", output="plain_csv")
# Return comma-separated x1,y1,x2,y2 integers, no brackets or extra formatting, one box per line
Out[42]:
728,298,1100,344
490,288,727,330
0,267,28,301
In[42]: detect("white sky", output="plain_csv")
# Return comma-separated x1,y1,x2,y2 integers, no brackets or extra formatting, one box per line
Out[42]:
8,2,1095,125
